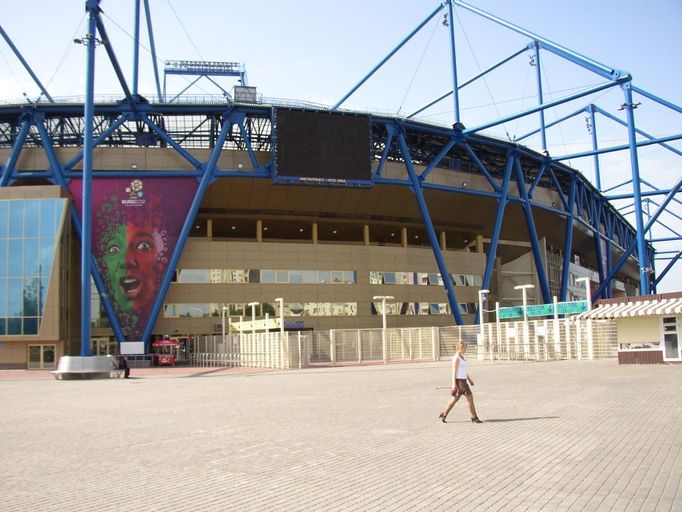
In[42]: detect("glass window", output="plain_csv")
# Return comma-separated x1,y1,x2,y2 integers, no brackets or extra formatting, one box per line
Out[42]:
248,269,259,283
289,270,303,284
177,269,209,283
0,279,5,317
428,273,442,286
302,270,317,284
288,303,304,316
417,273,429,286
23,317,38,335
22,278,39,317
8,278,21,317
24,200,40,238
369,271,382,285
39,239,54,279
23,239,39,277
331,271,343,284
343,271,356,284
0,201,7,238
261,270,275,283
9,201,23,238
7,317,21,335
473,275,483,287
228,304,244,316
319,271,330,284
40,200,57,237
8,240,22,276
276,270,288,283
383,272,396,285
0,239,7,276
0,317,5,335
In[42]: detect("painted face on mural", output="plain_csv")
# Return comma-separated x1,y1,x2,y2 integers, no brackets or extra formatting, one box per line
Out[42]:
122,221,165,313
102,223,131,310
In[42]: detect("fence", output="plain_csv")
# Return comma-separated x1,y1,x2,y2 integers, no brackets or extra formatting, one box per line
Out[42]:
188,319,618,369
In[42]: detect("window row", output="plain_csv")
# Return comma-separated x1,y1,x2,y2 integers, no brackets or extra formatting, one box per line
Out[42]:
175,269,356,284
163,302,359,318
0,277,49,319
172,269,483,287
0,317,41,336
370,302,479,316
161,301,478,319
369,271,483,287
0,199,65,240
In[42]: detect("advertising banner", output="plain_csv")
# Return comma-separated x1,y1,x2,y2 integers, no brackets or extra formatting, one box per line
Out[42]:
69,177,198,340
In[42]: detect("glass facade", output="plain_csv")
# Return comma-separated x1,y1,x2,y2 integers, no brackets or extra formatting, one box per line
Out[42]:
175,268,357,284
164,302,358,318
369,271,482,287
0,199,66,335
371,301,478,316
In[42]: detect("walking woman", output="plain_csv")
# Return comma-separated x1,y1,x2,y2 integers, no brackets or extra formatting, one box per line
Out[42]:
439,341,482,423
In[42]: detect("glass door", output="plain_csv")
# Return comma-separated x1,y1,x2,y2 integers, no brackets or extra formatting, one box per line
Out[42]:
662,317,680,361
27,344,57,369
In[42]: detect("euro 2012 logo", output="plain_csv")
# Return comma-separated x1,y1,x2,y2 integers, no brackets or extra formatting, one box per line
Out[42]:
126,179,144,199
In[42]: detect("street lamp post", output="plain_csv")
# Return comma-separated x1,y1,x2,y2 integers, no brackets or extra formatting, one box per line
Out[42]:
373,295,394,364
514,284,535,359
275,297,284,336
576,277,594,360
248,301,259,335
221,305,228,346
478,289,490,361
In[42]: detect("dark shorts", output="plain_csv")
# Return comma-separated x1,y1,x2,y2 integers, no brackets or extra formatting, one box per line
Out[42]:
451,379,472,397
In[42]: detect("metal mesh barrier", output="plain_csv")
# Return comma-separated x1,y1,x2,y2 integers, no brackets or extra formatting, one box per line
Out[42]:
187,319,618,369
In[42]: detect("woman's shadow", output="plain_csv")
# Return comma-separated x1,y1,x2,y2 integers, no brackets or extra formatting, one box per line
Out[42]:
482,416,559,423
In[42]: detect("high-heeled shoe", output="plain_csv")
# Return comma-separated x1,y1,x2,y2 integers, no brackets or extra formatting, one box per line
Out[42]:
438,413,447,423
471,416,482,423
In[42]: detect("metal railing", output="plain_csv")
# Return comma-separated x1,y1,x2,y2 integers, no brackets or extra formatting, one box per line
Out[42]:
186,319,618,370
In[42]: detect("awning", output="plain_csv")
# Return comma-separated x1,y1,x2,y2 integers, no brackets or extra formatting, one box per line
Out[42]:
575,297,682,319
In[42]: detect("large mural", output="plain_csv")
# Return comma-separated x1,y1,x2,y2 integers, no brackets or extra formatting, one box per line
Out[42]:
69,178,198,340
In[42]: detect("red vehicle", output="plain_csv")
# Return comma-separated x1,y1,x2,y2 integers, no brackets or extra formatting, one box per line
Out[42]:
151,336,179,366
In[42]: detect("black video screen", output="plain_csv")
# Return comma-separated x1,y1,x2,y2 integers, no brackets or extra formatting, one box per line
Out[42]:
274,109,372,186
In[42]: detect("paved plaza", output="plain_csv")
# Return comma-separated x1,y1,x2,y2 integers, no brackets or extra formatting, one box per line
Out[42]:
0,359,680,511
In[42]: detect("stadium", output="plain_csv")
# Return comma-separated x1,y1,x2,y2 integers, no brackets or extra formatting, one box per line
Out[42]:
0,1,679,369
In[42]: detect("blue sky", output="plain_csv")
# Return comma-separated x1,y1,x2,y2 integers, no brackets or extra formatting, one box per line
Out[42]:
1,0,680,292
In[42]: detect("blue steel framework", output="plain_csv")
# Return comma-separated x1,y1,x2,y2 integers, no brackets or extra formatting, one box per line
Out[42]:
0,0,679,356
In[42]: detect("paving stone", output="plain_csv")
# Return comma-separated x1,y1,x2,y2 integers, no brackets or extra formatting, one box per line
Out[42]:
0,360,680,511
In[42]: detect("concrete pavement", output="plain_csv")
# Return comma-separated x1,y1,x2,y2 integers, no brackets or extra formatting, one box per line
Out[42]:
0,359,680,511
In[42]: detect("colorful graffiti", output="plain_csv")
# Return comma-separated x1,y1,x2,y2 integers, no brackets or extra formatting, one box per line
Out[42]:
69,178,198,340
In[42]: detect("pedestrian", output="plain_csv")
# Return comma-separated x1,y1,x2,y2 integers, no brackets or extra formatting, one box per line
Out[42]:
118,355,130,379
438,341,482,423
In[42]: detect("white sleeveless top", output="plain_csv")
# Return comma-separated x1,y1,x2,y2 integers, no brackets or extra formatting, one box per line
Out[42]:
453,353,468,379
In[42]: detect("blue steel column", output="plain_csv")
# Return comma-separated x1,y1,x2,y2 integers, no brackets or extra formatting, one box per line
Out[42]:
140,113,234,343
396,128,464,325
559,176,576,301
622,83,649,294
479,152,515,322
80,0,99,355
588,106,601,190
142,0,163,102
0,25,54,103
0,118,31,187
513,154,551,303
332,3,444,110
593,200,606,298
132,0,140,97
447,1,461,125
534,41,547,153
